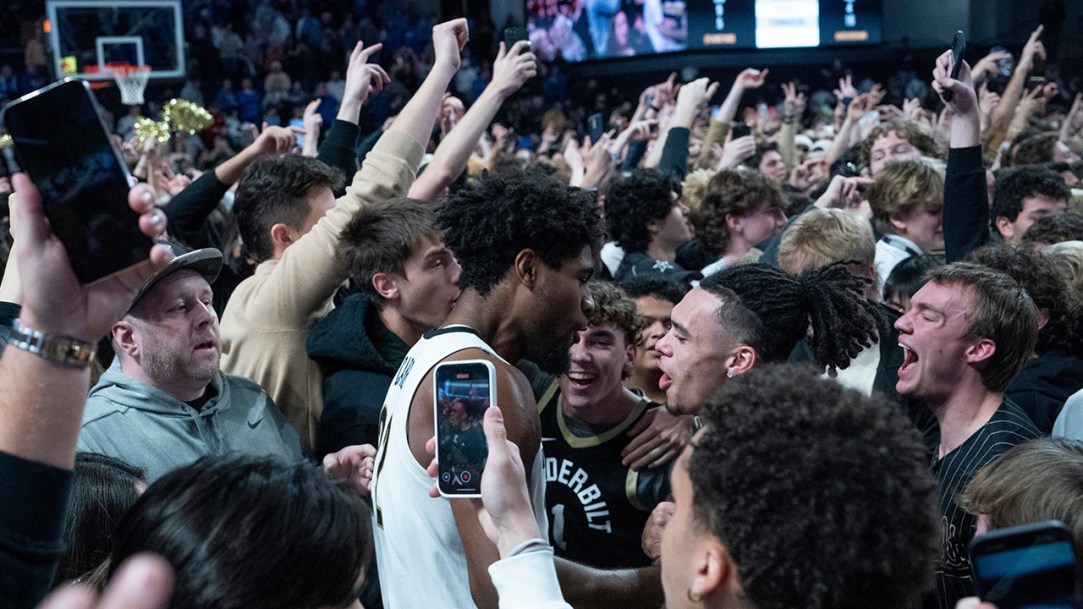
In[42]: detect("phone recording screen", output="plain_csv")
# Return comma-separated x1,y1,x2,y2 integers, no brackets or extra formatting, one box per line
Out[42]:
1,79,152,283
434,362,492,496
973,540,1077,609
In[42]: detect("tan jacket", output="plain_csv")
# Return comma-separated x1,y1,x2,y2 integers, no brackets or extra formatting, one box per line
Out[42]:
220,130,424,450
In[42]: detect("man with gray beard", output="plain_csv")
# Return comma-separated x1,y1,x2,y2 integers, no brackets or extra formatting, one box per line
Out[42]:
78,249,302,482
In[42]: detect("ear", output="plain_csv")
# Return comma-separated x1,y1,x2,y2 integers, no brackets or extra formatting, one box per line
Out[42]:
269,222,298,255
888,210,910,234
372,272,400,302
112,321,139,358
725,213,742,234
725,345,758,377
622,342,637,378
994,216,1014,239
1037,307,1050,331
691,538,738,602
646,216,662,237
964,337,997,366
514,249,539,289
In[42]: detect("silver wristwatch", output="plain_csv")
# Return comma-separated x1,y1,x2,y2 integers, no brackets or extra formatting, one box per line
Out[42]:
4,320,97,368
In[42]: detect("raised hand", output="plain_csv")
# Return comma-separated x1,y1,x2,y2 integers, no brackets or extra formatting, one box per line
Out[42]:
782,81,807,118
491,40,538,97
970,49,1010,83
341,41,390,109
432,18,469,72
834,74,858,101
1018,25,1045,74
735,67,768,90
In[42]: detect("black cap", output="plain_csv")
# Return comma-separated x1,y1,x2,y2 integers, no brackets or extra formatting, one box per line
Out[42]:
128,248,223,311
627,257,701,285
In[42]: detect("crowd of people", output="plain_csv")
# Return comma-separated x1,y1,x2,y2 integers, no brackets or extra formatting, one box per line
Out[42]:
2,4,1083,609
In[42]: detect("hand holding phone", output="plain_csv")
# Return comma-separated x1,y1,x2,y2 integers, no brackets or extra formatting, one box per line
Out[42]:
969,520,1080,609
588,113,604,144
504,27,529,54
731,123,752,139
2,78,154,284
942,30,966,102
434,360,496,497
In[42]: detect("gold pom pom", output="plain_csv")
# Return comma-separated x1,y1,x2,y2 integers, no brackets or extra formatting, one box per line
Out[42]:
0,134,11,151
134,118,171,146
162,99,213,134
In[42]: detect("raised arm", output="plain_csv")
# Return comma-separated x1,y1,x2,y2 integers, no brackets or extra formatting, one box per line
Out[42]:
409,40,536,201
989,26,1044,142
932,51,989,263
716,68,767,125
388,20,467,148
317,41,389,177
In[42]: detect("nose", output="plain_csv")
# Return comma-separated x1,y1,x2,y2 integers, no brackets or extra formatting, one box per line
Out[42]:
195,302,217,329
581,285,596,319
894,310,913,334
568,332,589,362
655,329,674,357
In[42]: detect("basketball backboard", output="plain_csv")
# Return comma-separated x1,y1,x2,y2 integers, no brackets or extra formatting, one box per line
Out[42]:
47,0,184,80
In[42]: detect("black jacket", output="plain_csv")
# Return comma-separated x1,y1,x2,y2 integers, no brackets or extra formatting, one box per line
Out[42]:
306,293,409,459
1005,349,1083,434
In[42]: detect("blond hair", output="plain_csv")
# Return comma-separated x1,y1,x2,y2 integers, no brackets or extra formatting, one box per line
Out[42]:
777,209,878,299
867,158,945,236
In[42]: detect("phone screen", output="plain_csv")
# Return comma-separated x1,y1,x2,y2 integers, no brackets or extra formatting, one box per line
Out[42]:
434,361,493,497
2,78,152,283
731,123,752,139
504,27,529,53
588,113,604,144
971,522,1079,609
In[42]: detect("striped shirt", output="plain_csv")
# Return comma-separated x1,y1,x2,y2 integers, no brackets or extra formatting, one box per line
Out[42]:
929,399,1041,609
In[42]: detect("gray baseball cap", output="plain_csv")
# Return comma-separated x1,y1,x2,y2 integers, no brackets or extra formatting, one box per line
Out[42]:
128,248,223,311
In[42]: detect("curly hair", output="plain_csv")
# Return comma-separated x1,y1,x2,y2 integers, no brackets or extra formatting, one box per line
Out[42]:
860,119,943,169
1021,211,1083,247
991,165,1071,228
867,159,945,237
603,168,681,253
926,263,1038,392
698,169,784,256
584,280,643,346
438,170,604,296
966,244,1078,354
233,154,344,262
680,168,716,234
339,197,441,307
700,261,882,373
690,365,938,609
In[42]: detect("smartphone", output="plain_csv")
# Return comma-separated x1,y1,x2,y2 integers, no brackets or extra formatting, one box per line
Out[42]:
434,360,496,498
731,123,752,139
1,78,153,283
504,27,529,54
587,113,604,144
942,30,966,102
969,520,1080,609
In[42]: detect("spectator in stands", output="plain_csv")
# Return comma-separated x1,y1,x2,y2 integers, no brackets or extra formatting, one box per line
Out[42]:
990,165,1070,244
696,169,786,275
619,276,687,406
1021,211,1083,248
604,168,693,280
861,119,942,177
868,158,945,285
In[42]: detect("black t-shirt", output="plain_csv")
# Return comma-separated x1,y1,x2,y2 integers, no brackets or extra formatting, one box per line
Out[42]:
928,398,1041,609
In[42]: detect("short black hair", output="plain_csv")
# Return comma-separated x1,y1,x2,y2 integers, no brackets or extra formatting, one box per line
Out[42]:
701,261,882,372
883,254,945,304
233,154,344,262
604,168,681,253
617,275,688,305
438,170,604,296
991,165,1070,228
109,455,371,609
691,365,938,609
58,453,146,582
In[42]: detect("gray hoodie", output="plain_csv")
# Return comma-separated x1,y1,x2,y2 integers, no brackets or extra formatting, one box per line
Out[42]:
79,360,303,482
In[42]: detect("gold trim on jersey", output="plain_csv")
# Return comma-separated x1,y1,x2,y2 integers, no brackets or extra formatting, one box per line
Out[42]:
539,379,652,448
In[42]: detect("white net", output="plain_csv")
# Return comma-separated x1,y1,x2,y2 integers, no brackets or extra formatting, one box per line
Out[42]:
111,65,151,105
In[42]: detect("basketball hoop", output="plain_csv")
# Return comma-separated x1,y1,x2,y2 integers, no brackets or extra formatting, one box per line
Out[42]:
108,63,151,105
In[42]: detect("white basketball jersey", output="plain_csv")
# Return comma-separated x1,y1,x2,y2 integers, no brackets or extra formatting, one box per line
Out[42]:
371,326,548,609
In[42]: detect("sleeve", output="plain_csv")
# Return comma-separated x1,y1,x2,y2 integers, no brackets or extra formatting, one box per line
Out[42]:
0,451,73,609
488,546,572,609
779,119,797,169
701,118,730,161
161,171,232,249
241,130,424,328
658,127,690,181
317,119,361,185
943,145,989,263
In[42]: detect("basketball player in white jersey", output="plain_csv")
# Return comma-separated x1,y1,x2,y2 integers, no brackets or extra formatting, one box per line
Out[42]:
371,169,663,609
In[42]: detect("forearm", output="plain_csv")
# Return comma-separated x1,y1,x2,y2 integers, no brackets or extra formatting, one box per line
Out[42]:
214,142,263,185
717,85,745,124
318,119,362,180
658,127,690,180
0,345,90,469
824,118,856,166
555,558,663,609
410,86,507,200
388,62,458,151
702,118,730,153
943,146,989,263
779,119,797,169
162,170,231,246
991,68,1027,134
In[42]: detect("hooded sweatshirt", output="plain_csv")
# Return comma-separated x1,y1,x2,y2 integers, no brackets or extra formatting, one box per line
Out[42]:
307,293,409,459
78,360,302,482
